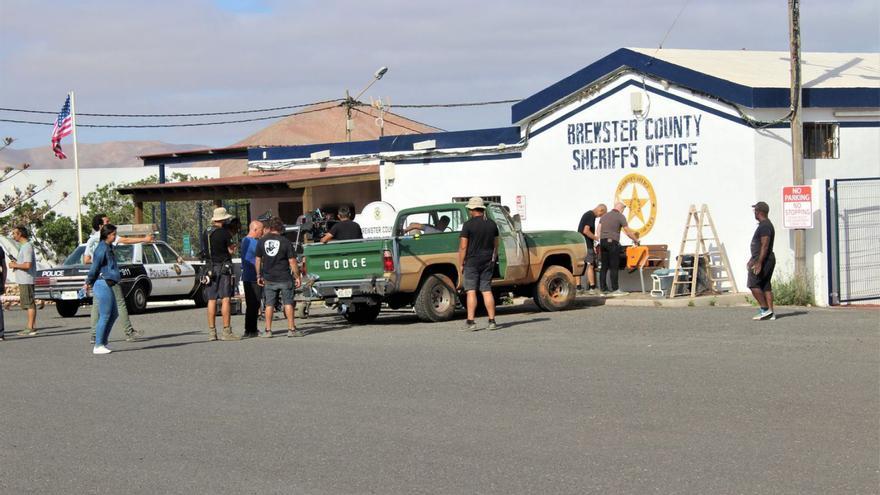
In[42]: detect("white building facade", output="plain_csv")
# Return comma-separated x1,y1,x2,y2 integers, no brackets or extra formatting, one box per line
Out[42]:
250,48,880,306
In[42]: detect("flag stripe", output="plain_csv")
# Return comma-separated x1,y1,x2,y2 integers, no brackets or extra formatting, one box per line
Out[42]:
51,95,72,159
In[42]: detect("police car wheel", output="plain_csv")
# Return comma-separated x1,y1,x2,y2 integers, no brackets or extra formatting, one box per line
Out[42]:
126,284,149,314
56,300,79,318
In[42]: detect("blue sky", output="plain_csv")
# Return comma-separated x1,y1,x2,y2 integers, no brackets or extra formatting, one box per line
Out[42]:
1,0,878,149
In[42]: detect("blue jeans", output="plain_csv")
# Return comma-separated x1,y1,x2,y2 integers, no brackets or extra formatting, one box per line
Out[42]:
93,280,118,346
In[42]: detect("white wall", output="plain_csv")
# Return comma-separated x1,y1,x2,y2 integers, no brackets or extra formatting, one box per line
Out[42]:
384,75,758,292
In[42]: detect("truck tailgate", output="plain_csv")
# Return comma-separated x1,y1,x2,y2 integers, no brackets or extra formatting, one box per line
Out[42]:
304,239,390,282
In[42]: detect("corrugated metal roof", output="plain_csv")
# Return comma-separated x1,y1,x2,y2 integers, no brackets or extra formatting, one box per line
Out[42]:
628,48,880,89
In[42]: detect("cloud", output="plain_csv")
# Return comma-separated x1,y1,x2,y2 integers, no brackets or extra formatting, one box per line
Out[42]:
1,0,878,148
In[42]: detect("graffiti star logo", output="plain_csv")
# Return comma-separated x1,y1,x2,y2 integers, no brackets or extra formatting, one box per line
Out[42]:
614,173,657,238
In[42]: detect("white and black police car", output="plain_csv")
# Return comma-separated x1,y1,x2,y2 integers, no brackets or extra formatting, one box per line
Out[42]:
35,236,204,318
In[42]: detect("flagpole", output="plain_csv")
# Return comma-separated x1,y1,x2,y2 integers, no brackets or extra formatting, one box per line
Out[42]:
69,91,83,244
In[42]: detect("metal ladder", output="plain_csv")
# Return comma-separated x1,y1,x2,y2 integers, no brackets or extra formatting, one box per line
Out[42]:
669,204,738,298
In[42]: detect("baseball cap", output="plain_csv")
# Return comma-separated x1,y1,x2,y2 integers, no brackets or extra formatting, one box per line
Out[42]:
751,201,769,214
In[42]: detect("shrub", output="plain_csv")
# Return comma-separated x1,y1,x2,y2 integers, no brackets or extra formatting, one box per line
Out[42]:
772,270,815,306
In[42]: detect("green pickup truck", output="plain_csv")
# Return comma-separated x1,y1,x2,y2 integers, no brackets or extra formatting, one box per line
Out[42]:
303,202,587,323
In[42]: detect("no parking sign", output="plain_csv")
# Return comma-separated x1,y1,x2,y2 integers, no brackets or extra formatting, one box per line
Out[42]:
782,185,813,229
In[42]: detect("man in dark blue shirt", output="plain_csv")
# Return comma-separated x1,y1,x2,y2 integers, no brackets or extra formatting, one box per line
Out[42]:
239,220,265,338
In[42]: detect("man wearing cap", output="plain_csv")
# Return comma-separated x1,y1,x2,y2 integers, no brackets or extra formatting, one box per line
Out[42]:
201,207,240,341
748,201,776,321
458,197,500,331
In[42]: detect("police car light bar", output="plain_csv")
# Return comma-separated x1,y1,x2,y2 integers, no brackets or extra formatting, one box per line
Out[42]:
116,224,158,237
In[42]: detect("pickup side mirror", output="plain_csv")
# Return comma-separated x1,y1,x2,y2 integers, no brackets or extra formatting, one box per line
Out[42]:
512,214,523,232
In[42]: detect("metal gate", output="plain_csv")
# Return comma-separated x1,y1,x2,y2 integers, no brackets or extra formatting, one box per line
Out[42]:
826,177,880,304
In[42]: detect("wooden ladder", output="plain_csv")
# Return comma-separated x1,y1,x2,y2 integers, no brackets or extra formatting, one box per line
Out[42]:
669,204,739,298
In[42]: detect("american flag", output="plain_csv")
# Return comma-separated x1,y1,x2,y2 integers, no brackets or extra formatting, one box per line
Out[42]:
51,95,73,159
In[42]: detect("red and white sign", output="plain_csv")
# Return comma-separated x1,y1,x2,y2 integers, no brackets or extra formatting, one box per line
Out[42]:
782,185,813,229
515,195,527,220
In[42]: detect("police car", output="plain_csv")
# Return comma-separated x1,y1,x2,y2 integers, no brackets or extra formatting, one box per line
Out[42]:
35,238,203,318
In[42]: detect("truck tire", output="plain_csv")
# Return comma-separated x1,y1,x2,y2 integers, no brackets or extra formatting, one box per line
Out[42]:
532,265,576,312
414,273,457,322
55,300,79,318
343,302,380,324
126,283,149,314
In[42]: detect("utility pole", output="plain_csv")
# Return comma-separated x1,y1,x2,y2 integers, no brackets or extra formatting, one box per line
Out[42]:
788,0,806,278
345,89,353,142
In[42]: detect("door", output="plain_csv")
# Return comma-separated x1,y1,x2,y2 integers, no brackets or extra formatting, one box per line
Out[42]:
827,178,880,304
142,243,174,296
155,243,197,296
487,204,528,282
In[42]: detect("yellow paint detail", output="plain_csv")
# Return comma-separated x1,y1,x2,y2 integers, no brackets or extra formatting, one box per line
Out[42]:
615,173,657,238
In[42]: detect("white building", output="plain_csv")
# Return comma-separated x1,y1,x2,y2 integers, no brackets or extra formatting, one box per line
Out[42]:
249,48,880,306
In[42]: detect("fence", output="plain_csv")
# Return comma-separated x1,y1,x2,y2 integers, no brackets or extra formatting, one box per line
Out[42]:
826,177,880,304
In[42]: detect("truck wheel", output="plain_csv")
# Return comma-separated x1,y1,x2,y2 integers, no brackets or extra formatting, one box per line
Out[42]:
55,300,79,318
126,283,149,314
414,274,456,322
344,303,380,324
532,265,576,312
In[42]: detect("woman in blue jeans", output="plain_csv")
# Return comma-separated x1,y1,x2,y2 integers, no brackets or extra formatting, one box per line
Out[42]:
85,224,120,355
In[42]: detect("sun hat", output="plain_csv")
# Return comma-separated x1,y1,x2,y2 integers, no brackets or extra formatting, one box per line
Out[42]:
211,207,233,222
466,197,486,210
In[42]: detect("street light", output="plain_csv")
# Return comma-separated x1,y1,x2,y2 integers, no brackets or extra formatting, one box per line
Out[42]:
346,66,389,142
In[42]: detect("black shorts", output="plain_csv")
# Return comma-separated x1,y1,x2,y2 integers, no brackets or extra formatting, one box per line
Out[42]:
747,255,776,292
463,262,494,292
204,273,235,300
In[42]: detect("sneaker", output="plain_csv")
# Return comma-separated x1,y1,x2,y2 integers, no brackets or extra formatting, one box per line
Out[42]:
260,330,274,338
0,336,5,341
587,288,598,296
752,309,773,321
461,320,477,332
130,328,144,338
487,320,498,331
17,329,36,336
242,332,258,339
768,312,777,321
610,290,629,297
288,329,305,338
92,346,112,355
125,334,140,342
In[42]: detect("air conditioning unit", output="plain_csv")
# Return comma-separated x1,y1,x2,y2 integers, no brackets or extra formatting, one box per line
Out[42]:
412,139,437,151
310,149,331,160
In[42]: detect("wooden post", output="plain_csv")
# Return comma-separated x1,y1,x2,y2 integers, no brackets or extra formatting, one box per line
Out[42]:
134,201,144,224
302,187,313,212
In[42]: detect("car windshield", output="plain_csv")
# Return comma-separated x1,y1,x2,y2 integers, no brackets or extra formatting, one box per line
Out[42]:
63,246,86,266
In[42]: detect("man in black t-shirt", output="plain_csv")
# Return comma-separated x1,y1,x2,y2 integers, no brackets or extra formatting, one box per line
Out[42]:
577,203,607,294
201,207,240,341
256,218,303,338
320,206,363,243
458,197,500,332
747,201,776,321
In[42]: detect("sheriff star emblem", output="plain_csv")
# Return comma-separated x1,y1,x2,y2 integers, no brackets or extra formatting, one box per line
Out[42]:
614,173,657,238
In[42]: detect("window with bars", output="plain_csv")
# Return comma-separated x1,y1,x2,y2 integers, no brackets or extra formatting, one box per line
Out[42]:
803,123,839,159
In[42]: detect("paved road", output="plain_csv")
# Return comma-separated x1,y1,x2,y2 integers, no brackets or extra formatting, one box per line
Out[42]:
1,301,878,494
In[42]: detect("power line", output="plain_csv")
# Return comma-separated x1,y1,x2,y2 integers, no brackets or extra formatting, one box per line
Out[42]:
0,99,343,118
0,105,337,128
350,107,431,134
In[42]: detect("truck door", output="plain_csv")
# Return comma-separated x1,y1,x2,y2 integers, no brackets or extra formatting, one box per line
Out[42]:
487,204,528,282
155,243,196,295
142,243,173,296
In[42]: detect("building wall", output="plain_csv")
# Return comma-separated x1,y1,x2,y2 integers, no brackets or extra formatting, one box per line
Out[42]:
381,74,879,302
247,181,381,224
752,108,880,304
384,75,759,292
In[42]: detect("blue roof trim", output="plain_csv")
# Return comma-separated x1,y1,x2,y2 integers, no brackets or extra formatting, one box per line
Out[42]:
249,127,521,162
394,153,522,165
512,48,879,123
381,126,521,152
249,140,381,161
